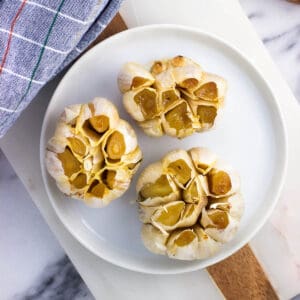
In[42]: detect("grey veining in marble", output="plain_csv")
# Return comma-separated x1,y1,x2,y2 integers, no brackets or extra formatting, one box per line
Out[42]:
14,256,93,300
0,149,91,300
241,0,300,102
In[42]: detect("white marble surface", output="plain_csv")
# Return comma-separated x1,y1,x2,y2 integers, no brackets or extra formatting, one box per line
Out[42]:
0,150,93,299
0,0,299,299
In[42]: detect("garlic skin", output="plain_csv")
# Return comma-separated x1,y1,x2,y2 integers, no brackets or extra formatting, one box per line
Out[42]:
139,205,159,224
61,104,81,124
141,224,168,255
45,98,142,208
123,90,146,122
47,122,74,153
171,56,203,90
209,193,244,221
194,226,222,259
200,191,244,243
153,69,176,90
139,118,163,137
85,185,128,208
137,147,243,260
45,151,72,195
118,56,227,139
150,60,168,75
91,97,120,129
118,62,155,93
188,147,218,175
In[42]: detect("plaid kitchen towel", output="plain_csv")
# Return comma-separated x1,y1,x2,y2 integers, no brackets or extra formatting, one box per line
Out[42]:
0,0,123,138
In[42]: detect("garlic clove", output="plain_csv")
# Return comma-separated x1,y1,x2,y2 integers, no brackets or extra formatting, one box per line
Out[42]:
166,228,199,260
113,119,138,155
91,97,120,130
101,119,138,165
196,104,218,130
162,101,198,139
180,201,205,227
76,98,119,146
76,104,99,145
137,161,180,206
179,88,197,102
183,94,219,132
151,201,186,232
85,183,125,208
101,167,131,191
46,149,84,197
183,175,208,206
158,88,181,112
82,167,132,208
118,62,155,93
162,149,196,189
67,136,88,161
151,200,203,233
200,208,239,243
200,159,240,198
193,73,227,104
123,87,159,122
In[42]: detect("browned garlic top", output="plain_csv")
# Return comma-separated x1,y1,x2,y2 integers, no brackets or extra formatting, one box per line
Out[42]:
45,98,142,208
137,147,243,260
118,56,227,139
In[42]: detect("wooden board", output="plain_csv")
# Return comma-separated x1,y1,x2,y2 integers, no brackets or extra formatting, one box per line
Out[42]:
207,245,278,300
88,13,279,300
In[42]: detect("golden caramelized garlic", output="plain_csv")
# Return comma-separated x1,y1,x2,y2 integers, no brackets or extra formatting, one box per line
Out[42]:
118,56,227,138
45,98,142,208
137,147,243,260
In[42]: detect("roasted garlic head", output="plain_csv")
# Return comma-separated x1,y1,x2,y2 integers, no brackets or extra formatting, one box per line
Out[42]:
118,56,227,138
137,147,243,260
45,98,142,208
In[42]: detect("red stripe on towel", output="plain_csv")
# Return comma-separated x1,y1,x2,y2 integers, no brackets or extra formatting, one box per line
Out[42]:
0,0,28,75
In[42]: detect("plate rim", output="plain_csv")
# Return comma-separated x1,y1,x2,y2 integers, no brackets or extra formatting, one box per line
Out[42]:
40,23,288,274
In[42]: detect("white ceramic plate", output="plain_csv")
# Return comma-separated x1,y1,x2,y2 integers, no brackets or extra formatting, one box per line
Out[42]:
40,25,287,274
